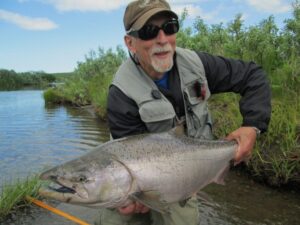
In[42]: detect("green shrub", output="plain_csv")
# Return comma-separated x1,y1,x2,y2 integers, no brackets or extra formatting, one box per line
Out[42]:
43,88,64,104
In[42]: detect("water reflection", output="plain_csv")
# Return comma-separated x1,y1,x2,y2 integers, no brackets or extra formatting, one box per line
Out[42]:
0,90,109,185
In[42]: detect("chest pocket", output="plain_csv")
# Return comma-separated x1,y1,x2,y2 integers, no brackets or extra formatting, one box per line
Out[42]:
138,92,176,123
183,79,213,139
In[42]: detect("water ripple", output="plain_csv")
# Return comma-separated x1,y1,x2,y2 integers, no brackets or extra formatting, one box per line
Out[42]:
0,90,109,183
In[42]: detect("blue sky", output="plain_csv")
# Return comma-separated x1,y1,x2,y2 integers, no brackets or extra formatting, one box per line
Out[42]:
0,0,295,73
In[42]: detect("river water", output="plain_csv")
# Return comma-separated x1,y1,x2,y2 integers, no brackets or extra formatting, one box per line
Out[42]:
0,90,299,225
0,90,109,186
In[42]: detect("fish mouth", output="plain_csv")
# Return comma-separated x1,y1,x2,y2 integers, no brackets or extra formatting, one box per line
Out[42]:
39,172,90,202
47,183,76,194
38,178,82,202
40,172,77,195
39,183,86,204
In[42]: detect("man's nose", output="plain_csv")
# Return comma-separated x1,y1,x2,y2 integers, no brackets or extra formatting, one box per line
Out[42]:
156,29,168,44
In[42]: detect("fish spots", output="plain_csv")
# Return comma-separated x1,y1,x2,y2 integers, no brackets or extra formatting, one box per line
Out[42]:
39,130,237,209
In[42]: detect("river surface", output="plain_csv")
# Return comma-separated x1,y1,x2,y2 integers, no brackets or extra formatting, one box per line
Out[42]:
0,90,299,225
0,90,109,186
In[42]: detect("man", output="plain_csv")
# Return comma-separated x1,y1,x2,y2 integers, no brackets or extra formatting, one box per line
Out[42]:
96,0,271,224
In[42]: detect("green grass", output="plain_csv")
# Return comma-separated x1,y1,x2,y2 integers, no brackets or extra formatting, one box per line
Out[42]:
210,90,300,187
0,176,42,219
87,74,113,119
43,73,92,106
43,88,65,104
249,97,300,186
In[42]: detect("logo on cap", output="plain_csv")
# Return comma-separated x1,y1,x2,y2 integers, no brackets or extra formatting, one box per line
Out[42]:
139,0,161,8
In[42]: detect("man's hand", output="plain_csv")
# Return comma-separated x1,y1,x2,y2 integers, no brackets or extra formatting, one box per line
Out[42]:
118,202,150,215
225,126,257,164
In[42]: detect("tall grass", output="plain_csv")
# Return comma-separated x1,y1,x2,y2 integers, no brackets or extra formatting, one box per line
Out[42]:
210,88,299,187
0,176,42,220
87,74,114,118
250,95,299,186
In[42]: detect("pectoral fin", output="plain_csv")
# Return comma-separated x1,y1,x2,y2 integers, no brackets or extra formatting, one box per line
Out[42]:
130,190,170,214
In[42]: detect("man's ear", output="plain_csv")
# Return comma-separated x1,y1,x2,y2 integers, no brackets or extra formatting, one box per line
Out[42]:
124,35,136,54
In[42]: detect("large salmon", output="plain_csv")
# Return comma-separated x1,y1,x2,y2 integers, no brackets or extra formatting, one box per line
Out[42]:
39,129,237,213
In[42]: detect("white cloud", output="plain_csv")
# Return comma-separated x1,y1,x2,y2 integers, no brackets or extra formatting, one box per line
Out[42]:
246,0,291,13
46,0,131,11
172,4,201,18
169,0,207,3
171,4,222,22
0,9,58,30
45,0,209,12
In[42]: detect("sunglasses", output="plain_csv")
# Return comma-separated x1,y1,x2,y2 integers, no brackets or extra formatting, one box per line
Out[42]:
128,19,179,41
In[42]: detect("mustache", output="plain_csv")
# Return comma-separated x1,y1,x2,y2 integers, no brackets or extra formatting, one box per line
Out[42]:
150,44,173,55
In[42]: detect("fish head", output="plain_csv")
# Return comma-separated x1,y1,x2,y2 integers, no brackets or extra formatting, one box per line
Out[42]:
39,151,133,208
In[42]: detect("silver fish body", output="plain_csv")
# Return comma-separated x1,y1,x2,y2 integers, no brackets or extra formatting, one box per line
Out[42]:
39,129,237,212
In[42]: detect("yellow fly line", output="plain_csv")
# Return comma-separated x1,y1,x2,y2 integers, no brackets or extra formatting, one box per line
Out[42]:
26,196,90,225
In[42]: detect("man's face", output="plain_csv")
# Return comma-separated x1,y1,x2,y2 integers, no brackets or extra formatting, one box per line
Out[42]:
125,15,176,80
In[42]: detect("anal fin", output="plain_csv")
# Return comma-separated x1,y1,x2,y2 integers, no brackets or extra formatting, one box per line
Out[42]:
214,165,230,185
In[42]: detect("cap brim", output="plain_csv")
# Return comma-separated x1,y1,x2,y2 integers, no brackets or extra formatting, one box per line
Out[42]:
130,8,178,31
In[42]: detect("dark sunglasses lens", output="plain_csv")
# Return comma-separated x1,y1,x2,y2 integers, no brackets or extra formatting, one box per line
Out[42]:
163,21,179,35
137,20,179,40
139,25,159,40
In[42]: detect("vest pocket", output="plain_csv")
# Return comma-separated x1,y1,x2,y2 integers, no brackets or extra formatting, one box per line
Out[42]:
138,97,176,123
183,82,213,139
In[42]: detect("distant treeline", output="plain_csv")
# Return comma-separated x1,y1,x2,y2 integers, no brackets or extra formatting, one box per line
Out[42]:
0,69,74,90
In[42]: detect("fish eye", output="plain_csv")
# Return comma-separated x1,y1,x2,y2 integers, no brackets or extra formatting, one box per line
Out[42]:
78,175,87,182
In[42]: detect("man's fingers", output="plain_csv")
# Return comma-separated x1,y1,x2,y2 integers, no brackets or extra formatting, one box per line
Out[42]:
225,133,240,158
135,202,150,213
234,149,243,165
226,127,257,165
118,203,136,215
118,202,150,215
140,206,150,213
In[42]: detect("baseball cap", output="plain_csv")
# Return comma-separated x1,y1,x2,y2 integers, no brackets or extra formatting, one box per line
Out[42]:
124,0,178,32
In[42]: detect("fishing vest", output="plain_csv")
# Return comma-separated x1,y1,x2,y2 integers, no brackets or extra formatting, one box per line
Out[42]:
112,47,213,139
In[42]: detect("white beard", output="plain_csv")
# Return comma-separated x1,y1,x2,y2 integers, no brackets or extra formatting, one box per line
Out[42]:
150,44,174,73
151,54,173,73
